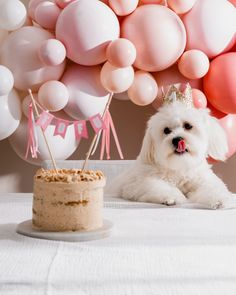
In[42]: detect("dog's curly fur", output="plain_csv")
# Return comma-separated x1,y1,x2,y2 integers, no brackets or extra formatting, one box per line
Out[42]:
109,102,234,209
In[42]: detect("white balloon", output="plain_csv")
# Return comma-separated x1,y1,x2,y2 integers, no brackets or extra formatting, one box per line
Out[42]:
0,0,27,31
0,65,14,95
9,114,80,166
0,89,22,140
61,64,110,120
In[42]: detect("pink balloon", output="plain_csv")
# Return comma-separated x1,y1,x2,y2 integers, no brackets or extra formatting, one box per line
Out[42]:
28,0,45,19
229,0,236,6
38,39,66,66
55,0,76,9
139,0,162,4
108,0,139,16
121,5,186,72
153,64,203,100
192,89,207,109
167,0,197,14
35,1,61,30
0,26,65,91
106,38,136,68
38,81,69,111
56,0,119,66
178,50,210,79
203,52,236,114
101,62,134,93
182,0,236,58
207,102,226,119
61,64,110,120
128,71,158,106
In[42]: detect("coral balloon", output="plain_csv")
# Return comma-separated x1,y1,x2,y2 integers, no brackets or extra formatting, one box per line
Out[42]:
61,64,110,120
178,50,210,79
139,0,162,3
203,53,236,114
0,26,65,91
56,0,120,66
182,0,236,58
108,0,139,16
167,0,197,14
192,89,207,109
9,116,79,166
38,39,66,66
38,81,69,112
0,89,22,140
121,5,186,72
106,38,136,68
0,0,26,31
153,64,203,100
128,71,158,106
207,102,226,119
55,0,76,9
0,66,14,96
101,62,134,93
35,1,61,30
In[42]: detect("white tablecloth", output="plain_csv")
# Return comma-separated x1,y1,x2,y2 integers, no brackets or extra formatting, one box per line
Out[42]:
1,193,236,295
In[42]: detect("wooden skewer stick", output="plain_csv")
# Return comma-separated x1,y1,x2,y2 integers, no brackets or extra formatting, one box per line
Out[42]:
81,92,114,171
28,89,58,173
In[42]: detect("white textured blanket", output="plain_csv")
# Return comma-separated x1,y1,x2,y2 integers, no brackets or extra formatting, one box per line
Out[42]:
1,193,236,295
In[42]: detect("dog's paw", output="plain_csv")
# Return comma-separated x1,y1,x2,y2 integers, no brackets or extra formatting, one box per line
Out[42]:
161,191,187,206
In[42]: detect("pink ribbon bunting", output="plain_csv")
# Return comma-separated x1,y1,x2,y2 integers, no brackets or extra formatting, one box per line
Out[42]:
25,103,39,159
74,120,88,141
36,111,53,131
54,119,69,138
89,114,106,134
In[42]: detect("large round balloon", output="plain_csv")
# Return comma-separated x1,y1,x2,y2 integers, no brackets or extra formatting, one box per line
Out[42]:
0,26,66,91
0,89,22,141
9,114,80,166
61,64,110,120
56,0,120,66
182,0,236,58
121,4,186,72
203,52,236,114
0,66,14,96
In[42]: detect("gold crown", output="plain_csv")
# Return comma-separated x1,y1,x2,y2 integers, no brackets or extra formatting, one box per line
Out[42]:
162,83,194,108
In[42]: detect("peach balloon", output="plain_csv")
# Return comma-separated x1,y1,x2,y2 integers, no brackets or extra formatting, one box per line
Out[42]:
167,0,197,14
61,64,110,120
38,81,69,112
101,62,134,93
128,71,158,106
106,38,136,68
38,39,66,66
35,1,61,30
192,89,207,109
182,0,236,58
0,26,65,91
178,50,210,79
55,0,76,9
56,0,120,66
203,53,236,114
121,5,186,72
153,64,203,100
28,0,52,19
108,0,139,16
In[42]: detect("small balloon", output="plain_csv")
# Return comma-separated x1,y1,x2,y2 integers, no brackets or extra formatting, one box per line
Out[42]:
167,0,197,14
100,62,134,93
128,71,158,106
192,89,207,109
0,66,14,96
106,38,136,68
38,39,66,66
28,0,45,19
178,50,210,79
108,0,139,16
35,1,61,30
0,0,26,31
55,0,76,9
38,81,69,112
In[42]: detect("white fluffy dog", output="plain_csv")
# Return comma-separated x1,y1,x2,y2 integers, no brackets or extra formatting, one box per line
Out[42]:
109,96,234,209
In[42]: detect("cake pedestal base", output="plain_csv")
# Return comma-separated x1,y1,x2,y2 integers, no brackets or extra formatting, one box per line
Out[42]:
16,219,113,242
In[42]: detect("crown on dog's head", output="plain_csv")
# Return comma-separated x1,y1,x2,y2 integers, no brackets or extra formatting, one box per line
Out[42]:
162,83,194,108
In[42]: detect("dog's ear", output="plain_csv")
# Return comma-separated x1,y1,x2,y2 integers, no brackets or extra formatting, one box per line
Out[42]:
206,112,228,161
138,126,157,164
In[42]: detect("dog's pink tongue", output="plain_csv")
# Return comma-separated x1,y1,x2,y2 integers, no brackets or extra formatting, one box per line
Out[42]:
177,140,186,152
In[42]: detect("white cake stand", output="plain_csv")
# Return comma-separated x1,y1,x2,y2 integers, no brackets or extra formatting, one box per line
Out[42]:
16,219,113,242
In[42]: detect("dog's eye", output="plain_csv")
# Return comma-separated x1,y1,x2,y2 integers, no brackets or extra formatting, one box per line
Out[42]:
164,127,172,135
184,122,193,130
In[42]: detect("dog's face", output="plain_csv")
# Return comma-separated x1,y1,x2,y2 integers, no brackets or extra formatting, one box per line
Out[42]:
139,102,228,171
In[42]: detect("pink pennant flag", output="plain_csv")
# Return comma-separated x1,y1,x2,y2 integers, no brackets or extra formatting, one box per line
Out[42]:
36,111,53,131
54,119,69,138
74,120,88,140
89,114,106,134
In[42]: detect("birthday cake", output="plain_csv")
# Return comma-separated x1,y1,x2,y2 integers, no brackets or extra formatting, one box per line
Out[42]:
32,169,106,232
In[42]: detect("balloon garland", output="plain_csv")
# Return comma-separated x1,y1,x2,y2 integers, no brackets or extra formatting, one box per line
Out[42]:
0,0,235,165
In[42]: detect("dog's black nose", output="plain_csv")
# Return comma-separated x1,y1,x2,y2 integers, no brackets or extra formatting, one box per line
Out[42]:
172,137,184,148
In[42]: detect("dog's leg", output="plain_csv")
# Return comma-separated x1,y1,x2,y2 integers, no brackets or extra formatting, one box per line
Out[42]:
121,177,187,205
